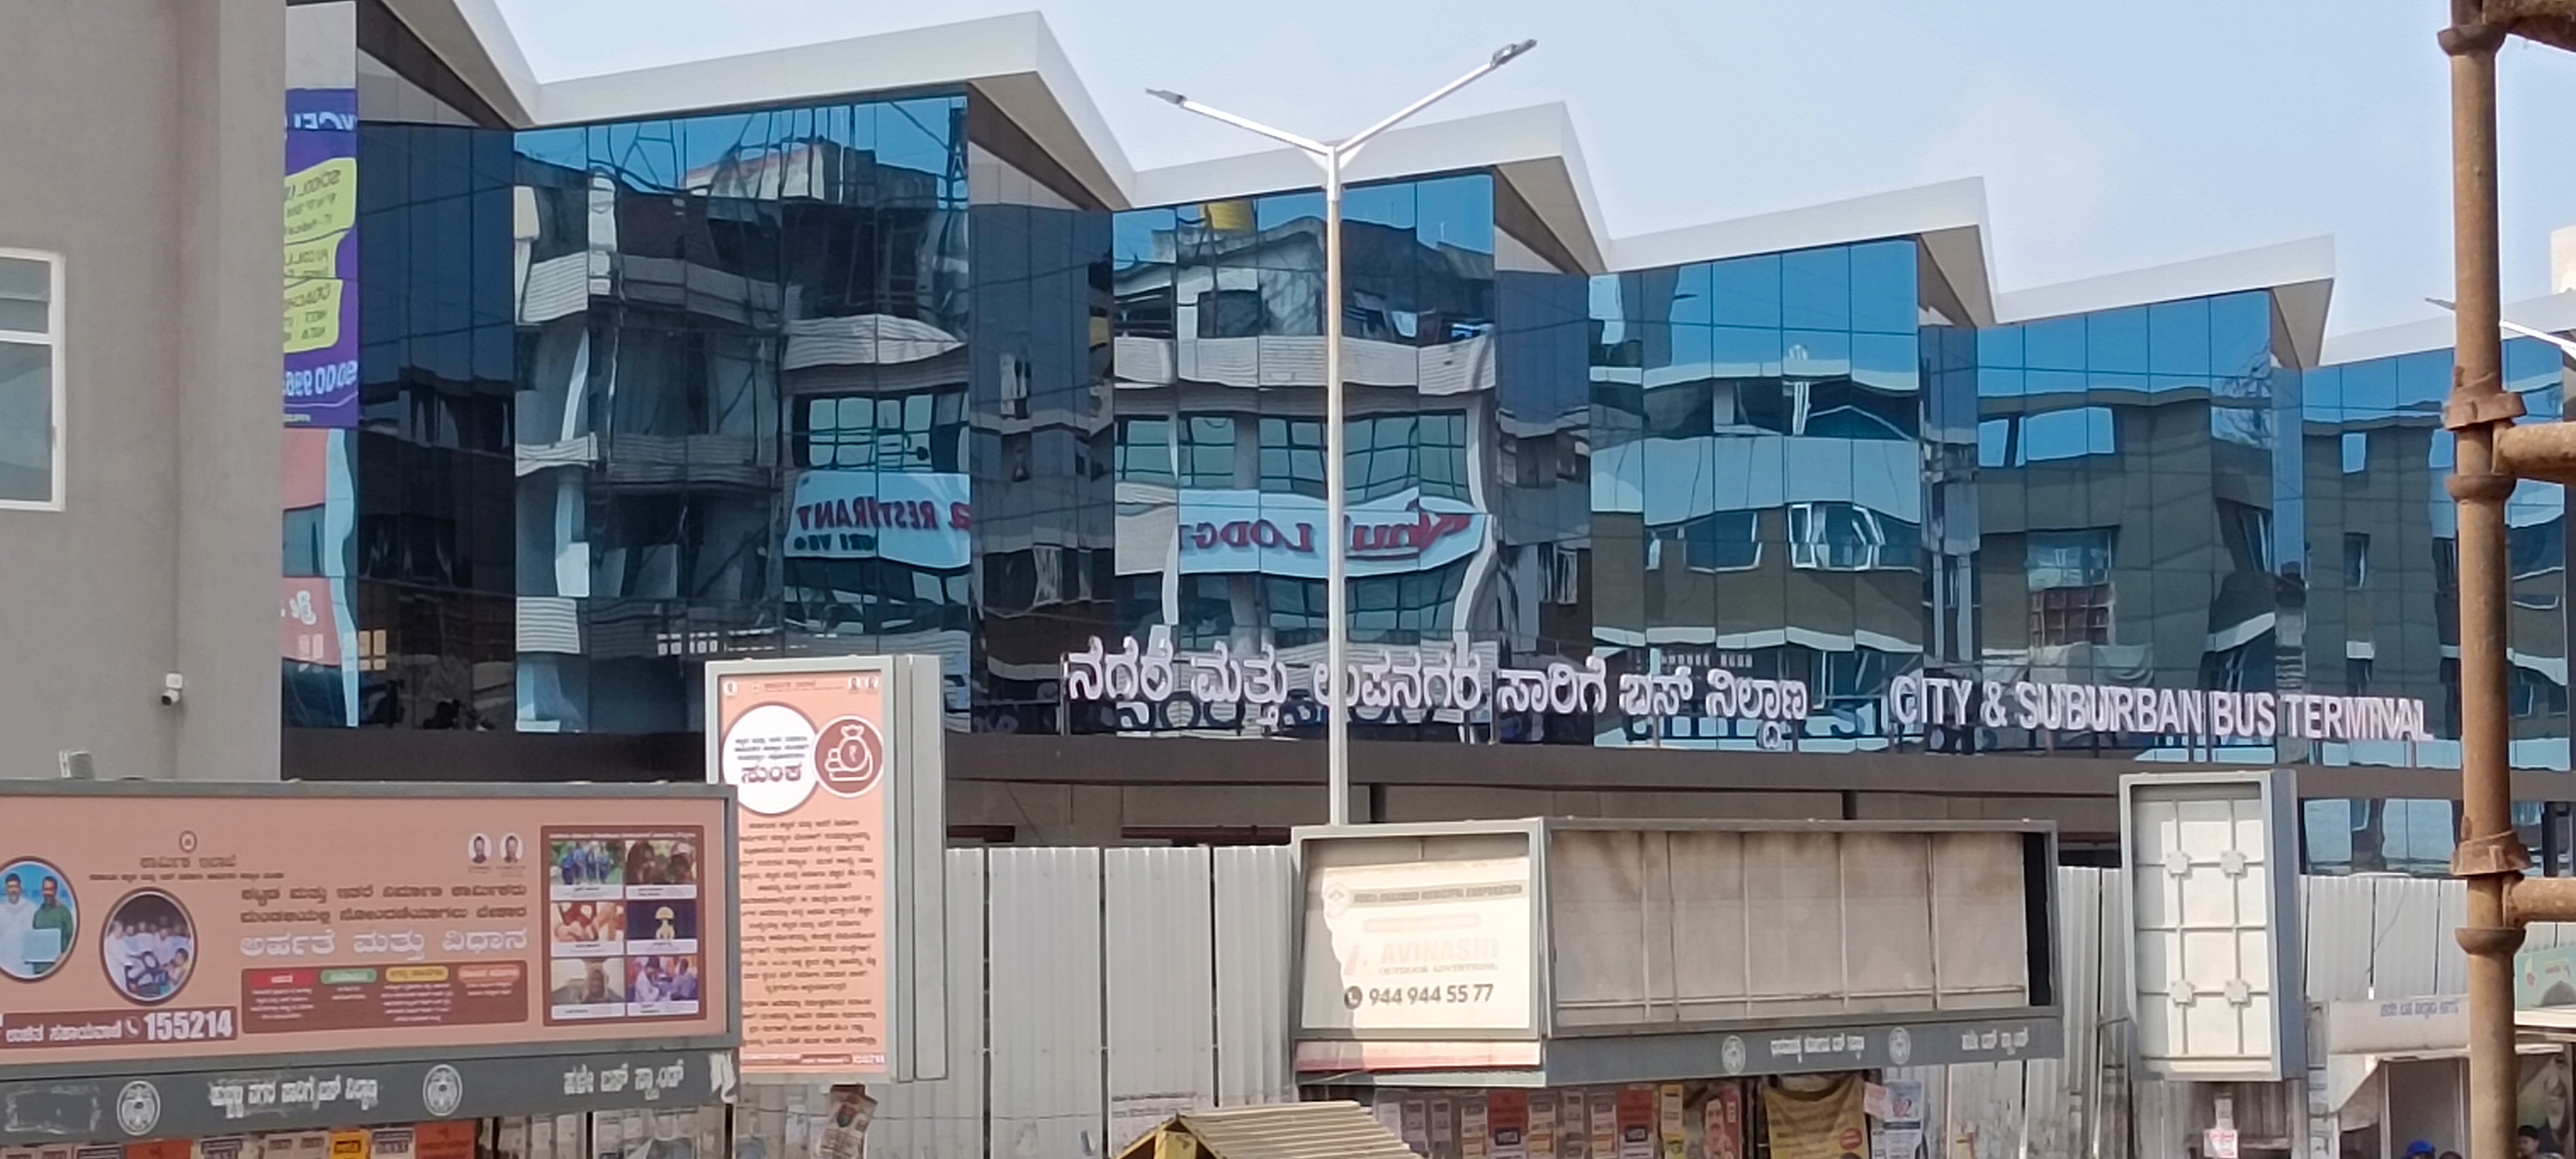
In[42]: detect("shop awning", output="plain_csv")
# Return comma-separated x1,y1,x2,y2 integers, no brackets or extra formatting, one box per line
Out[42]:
2320,997,2576,1117
1112,1102,1416,1159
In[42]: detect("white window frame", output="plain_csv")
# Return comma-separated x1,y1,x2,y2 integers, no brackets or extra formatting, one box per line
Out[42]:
0,247,63,512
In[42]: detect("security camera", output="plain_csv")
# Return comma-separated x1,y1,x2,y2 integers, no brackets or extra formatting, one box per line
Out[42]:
160,673,184,708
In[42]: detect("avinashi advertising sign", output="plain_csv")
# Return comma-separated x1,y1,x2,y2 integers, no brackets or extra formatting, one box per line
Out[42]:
0,783,732,1077
283,89,359,428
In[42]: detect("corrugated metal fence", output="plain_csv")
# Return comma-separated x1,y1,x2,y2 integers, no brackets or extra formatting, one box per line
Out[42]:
865,847,1299,1159
857,850,2551,1159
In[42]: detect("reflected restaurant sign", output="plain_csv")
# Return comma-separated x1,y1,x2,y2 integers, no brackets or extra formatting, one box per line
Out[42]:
1885,672,2434,743
785,472,970,570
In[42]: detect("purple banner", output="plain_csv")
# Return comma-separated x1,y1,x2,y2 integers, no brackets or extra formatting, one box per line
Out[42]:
284,88,359,427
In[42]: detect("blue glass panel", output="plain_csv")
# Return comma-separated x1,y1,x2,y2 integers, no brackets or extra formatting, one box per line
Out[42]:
2022,407,2114,462
2508,336,2563,396
2342,357,2399,417
1668,324,1712,369
1707,254,1781,329
1416,174,1493,254
1849,240,1917,335
2342,432,2368,474
1977,367,2024,398
1780,247,1850,331
1977,324,2024,369
1782,329,1851,378
1343,182,1416,230
1116,208,1173,270
2148,297,2211,376
1851,333,1918,394
2025,369,2086,401
1257,190,1325,231
2086,307,2149,373
516,126,587,171
2023,316,2087,371
878,97,957,181
1978,419,2010,467
1712,326,1782,374
2210,291,2271,376
1668,263,1712,326
1589,275,1624,325
2303,366,2343,418
2395,350,2452,411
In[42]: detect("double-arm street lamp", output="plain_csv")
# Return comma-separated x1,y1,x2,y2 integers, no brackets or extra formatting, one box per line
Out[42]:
1148,40,1536,826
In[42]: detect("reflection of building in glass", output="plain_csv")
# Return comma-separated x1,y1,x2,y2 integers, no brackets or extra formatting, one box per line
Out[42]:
298,6,2576,874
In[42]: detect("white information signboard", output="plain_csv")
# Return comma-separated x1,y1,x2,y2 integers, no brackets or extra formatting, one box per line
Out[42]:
1299,855,1536,1034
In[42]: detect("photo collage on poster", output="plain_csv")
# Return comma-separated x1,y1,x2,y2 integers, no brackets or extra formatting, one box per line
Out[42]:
542,828,705,1023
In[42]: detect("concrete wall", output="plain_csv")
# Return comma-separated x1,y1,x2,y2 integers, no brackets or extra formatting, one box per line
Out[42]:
0,0,282,780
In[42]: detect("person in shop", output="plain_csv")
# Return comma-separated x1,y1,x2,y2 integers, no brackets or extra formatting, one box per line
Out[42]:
2521,1125,2568,1159
2407,1141,2437,1159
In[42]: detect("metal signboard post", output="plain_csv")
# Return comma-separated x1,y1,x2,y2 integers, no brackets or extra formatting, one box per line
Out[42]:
704,654,948,1084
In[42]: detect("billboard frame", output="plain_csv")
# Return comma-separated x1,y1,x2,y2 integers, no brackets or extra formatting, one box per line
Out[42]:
701,653,948,1084
2117,767,2305,1082
0,779,740,1085
1287,817,2065,1087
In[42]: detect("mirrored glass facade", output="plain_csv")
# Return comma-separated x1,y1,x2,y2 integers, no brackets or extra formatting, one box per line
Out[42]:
306,66,2576,872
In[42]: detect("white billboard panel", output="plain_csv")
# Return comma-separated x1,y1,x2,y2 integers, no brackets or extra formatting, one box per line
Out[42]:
2120,769,2305,1081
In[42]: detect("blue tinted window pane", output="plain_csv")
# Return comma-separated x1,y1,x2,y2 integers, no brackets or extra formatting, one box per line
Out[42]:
1589,275,1624,325
2210,291,2271,376
1851,333,1917,394
2087,307,2149,372
2025,369,2085,401
2148,297,2212,376
1978,419,2010,467
2508,337,2561,394
2395,350,2451,410
1977,325,2023,369
2343,432,2368,473
1849,241,1916,335
878,97,957,180
1782,330,1851,379
2024,316,2087,371
1343,182,1416,230
1977,367,2024,398
1708,254,1780,329
1669,263,1712,326
1668,324,1712,369
2022,407,2115,462
517,127,586,170
1780,247,1850,331
2088,371,2148,400
2304,366,2343,417
1712,326,1782,374
1256,190,1324,230
2343,358,2398,417
1415,174,1493,254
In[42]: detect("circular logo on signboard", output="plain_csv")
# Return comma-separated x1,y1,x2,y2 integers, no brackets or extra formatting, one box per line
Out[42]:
1343,986,1364,1010
116,1081,161,1137
102,889,194,1006
422,1064,464,1117
721,703,821,816
1888,1025,1912,1067
1720,1035,1746,1076
811,716,886,797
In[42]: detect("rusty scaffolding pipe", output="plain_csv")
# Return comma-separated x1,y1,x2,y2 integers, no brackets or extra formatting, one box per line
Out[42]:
2448,5,2531,1159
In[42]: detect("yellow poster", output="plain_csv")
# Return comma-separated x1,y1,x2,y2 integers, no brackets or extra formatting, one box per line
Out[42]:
283,158,359,242
284,278,345,354
1764,1076,1868,1159
285,233,345,282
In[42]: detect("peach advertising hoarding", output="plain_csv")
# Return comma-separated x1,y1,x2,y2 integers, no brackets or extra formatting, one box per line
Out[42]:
707,655,946,1081
0,785,732,1071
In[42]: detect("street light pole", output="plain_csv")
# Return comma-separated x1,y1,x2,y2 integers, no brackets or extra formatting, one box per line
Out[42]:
1150,40,1535,826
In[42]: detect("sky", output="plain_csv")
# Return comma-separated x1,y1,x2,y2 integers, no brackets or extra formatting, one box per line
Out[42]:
489,0,2576,339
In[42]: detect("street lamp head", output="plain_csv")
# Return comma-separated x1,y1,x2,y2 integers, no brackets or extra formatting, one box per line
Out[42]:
1145,88,1187,106
1491,39,1537,68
